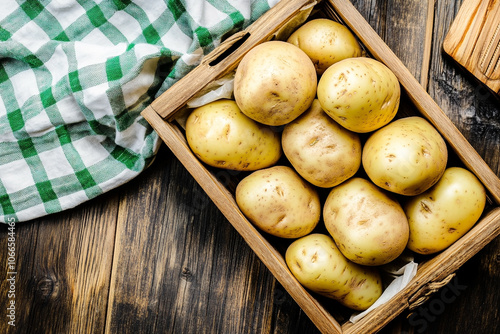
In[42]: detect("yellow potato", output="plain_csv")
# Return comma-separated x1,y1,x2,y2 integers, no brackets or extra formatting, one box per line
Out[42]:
323,177,409,266
405,167,487,255
286,233,382,311
317,57,400,133
362,116,448,196
235,166,320,239
287,18,363,75
185,99,281,171
282,99,361,188
233,40,317,126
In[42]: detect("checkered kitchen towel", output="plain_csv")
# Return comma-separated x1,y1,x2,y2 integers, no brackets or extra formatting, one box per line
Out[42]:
0,0,279,223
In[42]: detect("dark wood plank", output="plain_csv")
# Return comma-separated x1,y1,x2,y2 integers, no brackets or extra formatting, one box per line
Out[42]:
352,0,431,84
1,218,39,333
0,192,118,334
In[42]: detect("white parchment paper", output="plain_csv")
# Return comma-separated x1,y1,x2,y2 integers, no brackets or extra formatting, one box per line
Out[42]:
349,259,418,323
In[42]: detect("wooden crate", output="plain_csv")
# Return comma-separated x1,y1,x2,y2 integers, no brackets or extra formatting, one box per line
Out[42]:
141,0,500,333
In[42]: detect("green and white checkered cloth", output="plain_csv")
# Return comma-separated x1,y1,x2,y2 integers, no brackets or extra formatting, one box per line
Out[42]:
0,0,279,223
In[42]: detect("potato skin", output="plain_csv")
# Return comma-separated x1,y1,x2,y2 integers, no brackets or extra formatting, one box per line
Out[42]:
317,57,400,133
287,18,362,75
323,177,409,266
235,166,321,239
362,116,448,196
282,99,361,188
405,167,486,255
233,41,317,126
286,233,382,311
185,99,281,171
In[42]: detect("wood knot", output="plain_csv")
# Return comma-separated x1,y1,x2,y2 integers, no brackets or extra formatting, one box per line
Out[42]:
35,276,61,302
181,267,193,282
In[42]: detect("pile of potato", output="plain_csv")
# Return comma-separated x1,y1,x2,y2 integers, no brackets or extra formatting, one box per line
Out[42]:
184,18,487,311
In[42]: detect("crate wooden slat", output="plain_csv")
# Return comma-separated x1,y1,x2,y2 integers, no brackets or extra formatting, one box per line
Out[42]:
142,0,500,333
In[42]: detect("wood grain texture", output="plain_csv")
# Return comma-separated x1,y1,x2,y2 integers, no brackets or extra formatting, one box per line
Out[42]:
1,1,500,334
443,0,500,93
0,192,118,334
432,1,500,176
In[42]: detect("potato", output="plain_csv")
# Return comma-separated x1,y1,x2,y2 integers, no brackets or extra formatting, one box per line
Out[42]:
185,99,281,171
317,57,400,133
405,167,486,255
286,233,382,311
323,177,409,266
233,40,317,126
235,166,320,239
287,18,363,75
282,99,361,188
362,116,448,196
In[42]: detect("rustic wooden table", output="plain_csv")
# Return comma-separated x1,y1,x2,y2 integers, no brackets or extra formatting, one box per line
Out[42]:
1,0,499,333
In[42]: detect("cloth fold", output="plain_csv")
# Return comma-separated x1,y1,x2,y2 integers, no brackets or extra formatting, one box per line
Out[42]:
0,0,279,223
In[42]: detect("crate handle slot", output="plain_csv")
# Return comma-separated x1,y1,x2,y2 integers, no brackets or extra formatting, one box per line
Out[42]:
207,32,251,67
